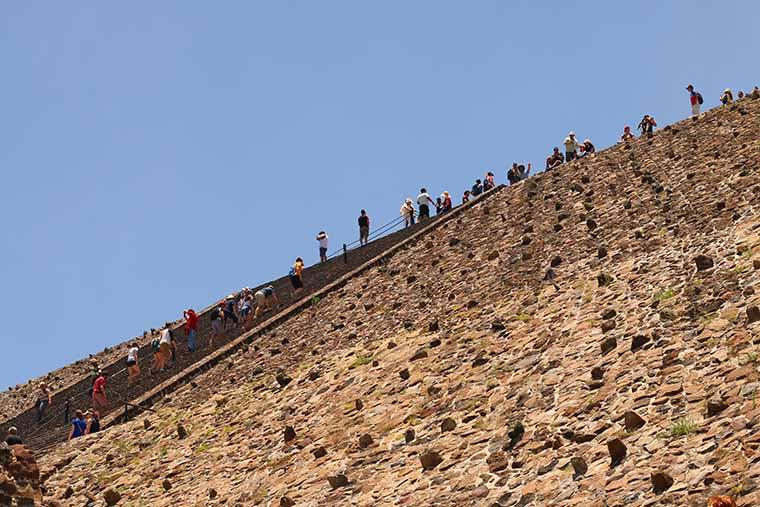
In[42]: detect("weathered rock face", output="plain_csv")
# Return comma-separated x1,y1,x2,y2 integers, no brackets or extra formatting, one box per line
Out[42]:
28,98,760,505
0,443,42,506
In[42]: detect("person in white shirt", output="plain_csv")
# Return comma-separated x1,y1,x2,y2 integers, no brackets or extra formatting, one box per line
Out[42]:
400,199,415,228
126,343,140,385
416,188,435,220
316,231,329,263
564,131,581,162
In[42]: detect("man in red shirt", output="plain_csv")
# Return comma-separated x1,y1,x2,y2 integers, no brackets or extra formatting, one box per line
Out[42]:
184,309,199,352
92,372,107,412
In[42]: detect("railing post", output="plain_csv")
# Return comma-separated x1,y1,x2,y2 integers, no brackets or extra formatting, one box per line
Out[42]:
343,244,348,264
124,402,129,423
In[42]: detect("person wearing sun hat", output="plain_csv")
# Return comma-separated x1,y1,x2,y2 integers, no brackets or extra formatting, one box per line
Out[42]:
400,198,415,227
563,131,581,162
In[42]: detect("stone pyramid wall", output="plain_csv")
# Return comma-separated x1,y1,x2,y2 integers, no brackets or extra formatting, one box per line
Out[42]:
29,96,760,506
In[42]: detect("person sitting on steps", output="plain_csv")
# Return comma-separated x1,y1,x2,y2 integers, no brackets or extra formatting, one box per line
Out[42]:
545,147,564,170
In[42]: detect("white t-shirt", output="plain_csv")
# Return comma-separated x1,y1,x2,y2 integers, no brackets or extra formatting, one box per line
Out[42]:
160,329,172,345
564,136,580,152
417,193,431,206
127,347,139,362
317,235,329,249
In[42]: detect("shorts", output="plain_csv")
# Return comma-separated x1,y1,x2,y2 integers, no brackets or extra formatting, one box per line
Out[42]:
359,226,369,239
159,342,171,360
419,204,429,218
290,275,303,289
255,291,266,305
211,319,222,334
126,359,137,367
566,151,577,162
319,247,327,257
240,306,251,318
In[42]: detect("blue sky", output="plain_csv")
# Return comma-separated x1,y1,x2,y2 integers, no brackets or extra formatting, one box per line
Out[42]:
1,1,758,389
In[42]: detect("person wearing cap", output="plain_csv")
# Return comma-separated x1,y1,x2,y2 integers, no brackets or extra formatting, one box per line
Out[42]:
416,188,435,220
563,131,581,162
545,147,564,170
5,427,23,446
637,115,657,135
316,231,329,263
686,84,702,116
35,383,53,424
400,199,415,228
254,285,279,318
85,410,101,434
358,210,370,246
620,125,635,142
720,88,734,105
224,294,239,330
183,308,199,352
462,190,471,204
578,140,596,158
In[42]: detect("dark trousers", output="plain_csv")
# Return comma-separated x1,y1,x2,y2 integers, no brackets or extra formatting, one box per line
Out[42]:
419,204,429,219
566,151,577,162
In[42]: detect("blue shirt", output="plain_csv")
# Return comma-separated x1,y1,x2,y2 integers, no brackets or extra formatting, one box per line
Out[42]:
71,418,87,438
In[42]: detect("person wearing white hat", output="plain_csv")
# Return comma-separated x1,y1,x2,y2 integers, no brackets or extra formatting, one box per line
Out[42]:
563,131,581,162
720,88,734,105
400,198,416,228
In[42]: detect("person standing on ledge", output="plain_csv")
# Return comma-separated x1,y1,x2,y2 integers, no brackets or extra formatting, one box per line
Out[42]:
687,84,702,116
289,257,305,297
126,342,140,384
183,308,199,352
358,210,370,246
416,188,435,221
92,371,107,413
400,199,415,228
35,383,53,423
441,191,452,212
564,131,581,162
316,231,329,263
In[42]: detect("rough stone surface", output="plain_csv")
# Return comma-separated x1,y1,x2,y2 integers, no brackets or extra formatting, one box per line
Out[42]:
16,100,760,506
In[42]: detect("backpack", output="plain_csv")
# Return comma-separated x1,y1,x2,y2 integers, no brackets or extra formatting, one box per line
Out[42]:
288,267,296,277
696,92,703,105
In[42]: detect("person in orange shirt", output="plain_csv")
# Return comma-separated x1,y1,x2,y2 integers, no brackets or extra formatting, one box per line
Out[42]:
289,257,305,296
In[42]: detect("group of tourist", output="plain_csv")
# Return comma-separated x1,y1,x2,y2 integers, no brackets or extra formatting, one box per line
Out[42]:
18,81,760,447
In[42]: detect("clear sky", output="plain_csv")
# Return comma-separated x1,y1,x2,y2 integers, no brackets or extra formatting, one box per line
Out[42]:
1,1,758,389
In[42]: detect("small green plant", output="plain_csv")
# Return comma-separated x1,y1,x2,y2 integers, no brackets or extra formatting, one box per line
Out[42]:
349,354,373,369
515,313,531,322
654,289,675,302
310,296,321,305
196,442,210,453
745,351,759,364
669,418,697,438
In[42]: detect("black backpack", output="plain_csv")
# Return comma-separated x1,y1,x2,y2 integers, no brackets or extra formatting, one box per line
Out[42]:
696,92,703,105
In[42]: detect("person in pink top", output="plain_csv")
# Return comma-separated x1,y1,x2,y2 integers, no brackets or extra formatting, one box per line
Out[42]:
92,371,107,412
